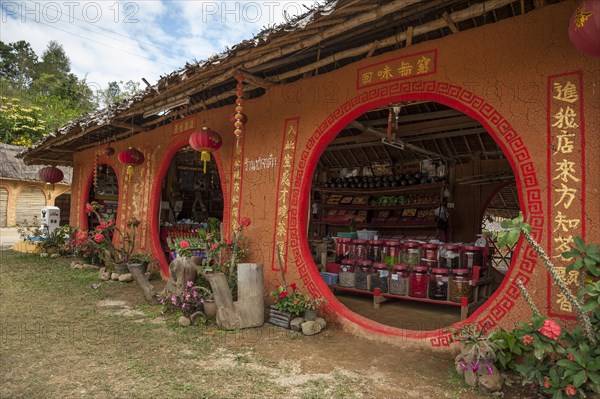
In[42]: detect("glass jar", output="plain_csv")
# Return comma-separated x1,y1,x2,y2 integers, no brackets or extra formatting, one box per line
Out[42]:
354,260,372,291
351,240,368,261
335,237,352,262
449,268,473,303
428,268,449,300
368,240,384,262
370,262,389,293
338,259,355,288
389,264,409,296
440,244,461,270
408,266,429,298
420,243,439,261
420,258,438,270
403,241,421,268
461,245,484,270
383,241,401,262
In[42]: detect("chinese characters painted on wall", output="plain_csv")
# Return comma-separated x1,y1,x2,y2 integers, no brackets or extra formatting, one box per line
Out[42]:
229,134,245,233
271,118,300,272
356,49,437,89
172,116,197,136
547,71,586,317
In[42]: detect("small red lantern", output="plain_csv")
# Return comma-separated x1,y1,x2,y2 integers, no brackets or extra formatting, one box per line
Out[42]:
229,112,248,125
568,0,600,57
39,166,64,199
118,147,145,181
189,127,223,173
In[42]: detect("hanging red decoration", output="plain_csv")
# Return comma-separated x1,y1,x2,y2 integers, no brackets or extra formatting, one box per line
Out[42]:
189,127,223,173
39,166,64,199
118,147,145,181
568,0,600,57
103,145,115,157
233,75,245,144
229,112,248,125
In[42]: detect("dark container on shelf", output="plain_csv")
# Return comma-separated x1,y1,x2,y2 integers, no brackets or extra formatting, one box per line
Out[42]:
368,240,385,262
449,268,473,303
389,264,410,296
338,259,356,288
403,241,421,268
351,239,369,261
354,260,372,291
428,268,449,300
370,262,389,293
335,237,352,262
440,244,461,269
460,245,484,270
408,266,429,298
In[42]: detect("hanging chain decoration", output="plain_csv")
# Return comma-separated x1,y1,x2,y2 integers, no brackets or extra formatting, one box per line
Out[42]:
233,74,245,146
386,105,394,140
93,152,99,188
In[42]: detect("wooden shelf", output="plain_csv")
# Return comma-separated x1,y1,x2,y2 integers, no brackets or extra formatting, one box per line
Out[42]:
330,284,467,307
314,221,437,229
315,182,445,195
320,202,441,210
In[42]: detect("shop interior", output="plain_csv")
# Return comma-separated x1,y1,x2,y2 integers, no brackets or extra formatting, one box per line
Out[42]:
308,101,520,330
158,146,223,262
88,164,119,228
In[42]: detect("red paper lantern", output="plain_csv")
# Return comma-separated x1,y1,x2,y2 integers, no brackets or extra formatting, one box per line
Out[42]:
229,112,248,125
39,166,64,199
118,147,145,180
568,0,600,57
189,127,222,173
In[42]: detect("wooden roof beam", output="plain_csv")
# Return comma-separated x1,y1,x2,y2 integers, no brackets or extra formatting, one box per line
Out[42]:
235,69,275,89
442,12,459,33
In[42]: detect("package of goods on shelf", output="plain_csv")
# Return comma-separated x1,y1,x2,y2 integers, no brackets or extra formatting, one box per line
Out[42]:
337,231,358,239
399,208,418,220
340,196,354,204
326,195,343,204
352,196,369,205
320,272,339,286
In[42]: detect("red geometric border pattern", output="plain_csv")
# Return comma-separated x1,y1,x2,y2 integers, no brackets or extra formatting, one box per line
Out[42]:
287,80,544,347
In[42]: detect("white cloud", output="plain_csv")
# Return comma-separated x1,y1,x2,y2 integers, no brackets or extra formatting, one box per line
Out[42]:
0,0,316,89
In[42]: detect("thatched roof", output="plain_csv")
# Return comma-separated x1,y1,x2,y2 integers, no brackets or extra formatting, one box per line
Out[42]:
0,144,72,183
19,0,564,167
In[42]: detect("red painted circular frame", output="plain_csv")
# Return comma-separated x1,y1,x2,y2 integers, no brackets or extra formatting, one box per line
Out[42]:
80,159,120,231
149,135,229,278
292,80,544,346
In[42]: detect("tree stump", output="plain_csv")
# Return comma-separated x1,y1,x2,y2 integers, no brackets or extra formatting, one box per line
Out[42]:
160,256,198,298
129,263,158,305
204,263,264,330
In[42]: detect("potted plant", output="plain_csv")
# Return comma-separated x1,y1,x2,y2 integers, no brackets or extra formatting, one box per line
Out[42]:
129,252,153,274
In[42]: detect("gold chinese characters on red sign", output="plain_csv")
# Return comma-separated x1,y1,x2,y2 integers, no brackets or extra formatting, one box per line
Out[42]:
356,49,437,90
546,71,586,318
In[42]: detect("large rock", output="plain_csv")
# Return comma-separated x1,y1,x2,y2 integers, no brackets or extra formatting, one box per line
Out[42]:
315,317,327,330
178,316,191,327
301,320,322,336
50,253,60,258
464,369,478,387
478,365,502,392
290,317,304,332
304,309,317,322
118,273,134,283
100,272,110,281
111,273,120,281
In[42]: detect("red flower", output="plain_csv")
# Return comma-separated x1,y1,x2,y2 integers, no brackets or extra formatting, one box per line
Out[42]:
211,244,219,250
543,377,551,389
240,217,251,227
226,240,233,246
565,384,577,396
290,283,297,290
179,240,190,249
538,319,562,340
108,219,115,227
85,204,94,214
522,334,533,345
278,291,288,299
568,353,575,361
99,221,107,229
94,233,104,243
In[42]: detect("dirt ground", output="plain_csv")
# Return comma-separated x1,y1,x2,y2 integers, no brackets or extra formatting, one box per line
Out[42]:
0,252,536,399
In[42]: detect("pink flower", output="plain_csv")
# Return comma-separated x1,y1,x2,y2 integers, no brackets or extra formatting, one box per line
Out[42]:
538,319,562,340
179,240,190,249
522,334,533,345
543,376,551,389
240,217,251,227
565,384,577,396
85,204,94,214
568,353,575,361
290,283,297,290
211,244,219,250
93,233,104,243
186,281,194,288
99,221,107,229
108,219,115,227
226,240,233,246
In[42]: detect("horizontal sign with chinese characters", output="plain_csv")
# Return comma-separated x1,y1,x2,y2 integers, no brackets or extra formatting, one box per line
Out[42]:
244,155,277,172
356,49,437,89
172,117,197,136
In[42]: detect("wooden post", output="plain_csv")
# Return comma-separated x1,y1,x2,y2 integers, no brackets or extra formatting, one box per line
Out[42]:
204,263,264,330
460,296,469,320
129,263,159,305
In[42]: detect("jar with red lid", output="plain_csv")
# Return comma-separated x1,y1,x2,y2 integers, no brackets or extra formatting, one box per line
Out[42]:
428,268,449,300
420,258,438,269
335,237,352,262
338,259,355,288
351,240,368,261
354,260,372,291
370,262,389,293
440,244,461,269
408,266,429,298
389,264,409,296
403,241,421,268
460,246,484,270
367,240,384,262
383,241,401,262
449,268,473,303
420,243,439,261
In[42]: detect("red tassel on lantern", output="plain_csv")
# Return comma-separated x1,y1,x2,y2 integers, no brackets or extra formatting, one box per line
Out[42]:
189,127,223,173
568,0,600,57
118,147,145,181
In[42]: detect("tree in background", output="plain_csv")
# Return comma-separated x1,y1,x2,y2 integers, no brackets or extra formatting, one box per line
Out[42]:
95,80,142,108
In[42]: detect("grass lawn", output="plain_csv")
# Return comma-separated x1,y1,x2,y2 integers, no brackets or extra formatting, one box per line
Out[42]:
0,251,515,399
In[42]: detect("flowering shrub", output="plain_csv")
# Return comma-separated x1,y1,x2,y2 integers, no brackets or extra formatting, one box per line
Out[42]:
168,239,192,257
490,213,600,399
449,323,498,376
69,229,104,264
159,281,205,317
270,283,315,316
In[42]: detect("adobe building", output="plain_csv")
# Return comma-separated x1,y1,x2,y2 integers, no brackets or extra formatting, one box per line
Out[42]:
20,1,599,346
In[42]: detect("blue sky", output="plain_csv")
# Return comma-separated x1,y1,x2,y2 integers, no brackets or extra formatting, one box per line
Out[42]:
1,1,316,90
